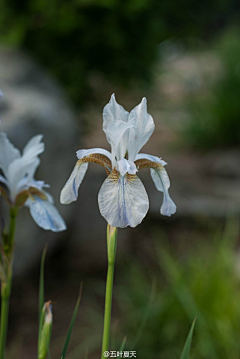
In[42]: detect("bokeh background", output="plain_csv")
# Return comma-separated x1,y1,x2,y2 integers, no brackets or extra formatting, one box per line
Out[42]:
1,0,240,358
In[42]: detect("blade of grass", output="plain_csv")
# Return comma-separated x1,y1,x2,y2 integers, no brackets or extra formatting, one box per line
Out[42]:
156,244,219,358
38,246,48,350
39,246,48,320
61,282,83,359
119,336,127,352
43,330,52,359
180,319,196,359
130,278,157,349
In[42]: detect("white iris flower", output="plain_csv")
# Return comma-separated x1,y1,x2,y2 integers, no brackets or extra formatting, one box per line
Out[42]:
60,94,176,228
0,133,66,232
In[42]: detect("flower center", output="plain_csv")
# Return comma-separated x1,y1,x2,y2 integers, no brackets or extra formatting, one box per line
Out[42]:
116,159,138,176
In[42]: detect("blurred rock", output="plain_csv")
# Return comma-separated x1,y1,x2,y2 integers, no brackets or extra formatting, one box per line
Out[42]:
149,149,240,218
0,47,80,275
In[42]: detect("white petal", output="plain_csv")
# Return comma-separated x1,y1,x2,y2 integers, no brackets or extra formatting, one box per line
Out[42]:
28,179,48,190
104,120,136,165
128,98,155,161
0,133,20,175
116,159,138,176
23,134,44,158
60,161,88,204
135,153,167,166
25,195,66,232
150,167,176,216
98,171,149,228
103,94,136,163
76,148,111,161
6,135,44,199
7,158,40,201
15,170,48,195
0,175,8,186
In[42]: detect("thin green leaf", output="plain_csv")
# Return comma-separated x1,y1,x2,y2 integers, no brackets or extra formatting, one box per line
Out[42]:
38,246,48,349
180,319,196,359
130,278,157,349
119,336,127,352
39,246,48,318
43,329,52,359
61,283,83,359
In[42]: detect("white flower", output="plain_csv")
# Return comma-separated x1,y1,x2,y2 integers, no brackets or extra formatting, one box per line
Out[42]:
0,133,66,232
60,94,176,228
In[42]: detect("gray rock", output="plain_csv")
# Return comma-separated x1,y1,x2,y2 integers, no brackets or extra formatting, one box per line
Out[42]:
0,47,79,275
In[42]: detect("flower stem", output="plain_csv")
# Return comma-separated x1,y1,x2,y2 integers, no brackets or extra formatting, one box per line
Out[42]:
0,207,18,359
101,225,118,359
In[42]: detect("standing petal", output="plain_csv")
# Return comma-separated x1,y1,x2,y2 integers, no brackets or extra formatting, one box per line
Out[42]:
7,158,40,201
98,170,149,228
104,118,136,166
103,94,136,163
25,195,66,232
6,135,45,200
0,133,20,175
60,161,88,204
150,167,176,216
23,134,44,158
128,98,155,161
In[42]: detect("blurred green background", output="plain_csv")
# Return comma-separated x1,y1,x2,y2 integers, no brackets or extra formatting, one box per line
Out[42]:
2,0,240,358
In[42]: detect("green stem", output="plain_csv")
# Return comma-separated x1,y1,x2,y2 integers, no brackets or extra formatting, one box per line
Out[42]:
8,208,18,251
101,225,118,359
0,207,18,359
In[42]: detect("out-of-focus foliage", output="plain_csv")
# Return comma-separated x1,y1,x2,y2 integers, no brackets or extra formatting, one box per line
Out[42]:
184,27,240,149
0,0,233,104
116,225,240,359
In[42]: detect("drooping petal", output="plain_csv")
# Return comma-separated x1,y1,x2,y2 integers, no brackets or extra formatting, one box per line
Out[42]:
150,167,176,216
77,148,113,174
98,169,149,228
128,98,155,161
135,153,167,166
77,148,111,161
28,179,49,190
116,159,138,176
25,195,66,232
61,148,114,205
134,153,176,216
0,133,20,175
103,94,136,163
60,161,88,204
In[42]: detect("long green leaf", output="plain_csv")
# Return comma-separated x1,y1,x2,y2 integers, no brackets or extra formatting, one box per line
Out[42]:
119,336,127,352
131,278,157,349
39,246,48,316
38,246,48,347
61,283,83,359
43,329,52,359
180,319,196,359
